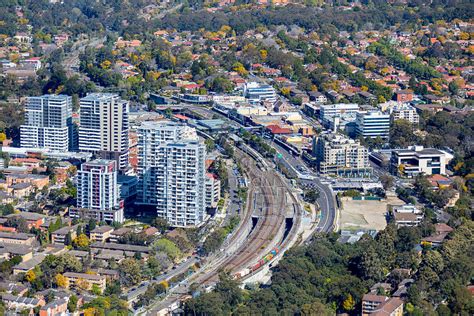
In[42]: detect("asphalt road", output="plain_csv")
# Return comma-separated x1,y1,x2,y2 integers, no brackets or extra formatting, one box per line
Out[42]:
185,104,337,233
269,140,336,233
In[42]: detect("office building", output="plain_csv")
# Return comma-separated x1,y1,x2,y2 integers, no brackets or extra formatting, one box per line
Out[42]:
137,121,206,227
319,103,360,131
20,95,74,151
355,111,391,139
313,133,371,177
79,93,129,171
390,145,453,177
391,103,419,124
319,103,359,120
243,82,277,104
71,159,124,223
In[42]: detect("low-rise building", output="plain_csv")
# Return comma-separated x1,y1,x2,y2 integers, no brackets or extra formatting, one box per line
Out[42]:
372,297,403,316
362,294,388,315
390,146,453,177
422,223,453,247
2,293,45,311
308,91,327,103
109,227,132,243
390,103,419,124
63,272,106,293
90,226,114,243
319,103,359,122
0,232,36,245
243,82,277,104
13,254,47,275
205,173,221,209
51,225,79,245
391,204,423,227
0,243,33,262
0,282,28,296
90,242,150,255
394,89,414,103
4,173,49,190
4,212,45,229
39,298,68,316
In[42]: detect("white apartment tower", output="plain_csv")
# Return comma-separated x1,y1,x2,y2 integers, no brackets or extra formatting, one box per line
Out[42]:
20,94,73,151
72,159,124,223
137,121,206,227
79,93,129,172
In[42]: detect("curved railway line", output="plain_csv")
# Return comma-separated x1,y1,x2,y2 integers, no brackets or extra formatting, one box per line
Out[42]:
147,144,305,314
191,150,286,285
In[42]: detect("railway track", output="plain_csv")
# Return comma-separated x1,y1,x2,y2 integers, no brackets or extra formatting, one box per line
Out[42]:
191,157,286,285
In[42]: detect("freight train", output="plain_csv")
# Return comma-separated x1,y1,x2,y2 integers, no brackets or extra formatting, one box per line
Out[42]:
233,247,280,279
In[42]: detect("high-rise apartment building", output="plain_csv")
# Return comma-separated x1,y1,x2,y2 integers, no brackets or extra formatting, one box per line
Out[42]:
313,133,371,177
137,121,206,227
79,93,129,172
355,111,391,139
20,94,74,151
71,159,124,223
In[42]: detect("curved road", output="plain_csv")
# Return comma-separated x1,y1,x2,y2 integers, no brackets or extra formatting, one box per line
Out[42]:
183,103,336,233
268,140,336,233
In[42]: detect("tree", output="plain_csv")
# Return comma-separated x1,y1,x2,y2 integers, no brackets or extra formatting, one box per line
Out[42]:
303,188,320,203
91,284,102,295
118,258,142,287
64,232,72,246
88,219,97,232
390,119,418,148
73,234,90,250
342,293,356,311
153,238,181,261
25,270,36,283
380,174,394,190
301,300,332,316
396,227,421,252
68,295,78,312
205,138,215,152
55,273,68,288
215,272,242,307
357,245,385,282
0,204,14,216
448,81,459,95
5,216,29,233
151,218,168,234
76,278,90,291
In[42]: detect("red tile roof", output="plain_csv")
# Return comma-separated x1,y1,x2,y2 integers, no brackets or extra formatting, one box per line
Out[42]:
266,124,292,135
174,114,190,121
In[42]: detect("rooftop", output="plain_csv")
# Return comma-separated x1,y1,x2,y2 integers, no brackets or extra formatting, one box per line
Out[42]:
91,241,150,253
13,254,46,271
91,226,114,234
64,272,106,281
0,231,35,240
